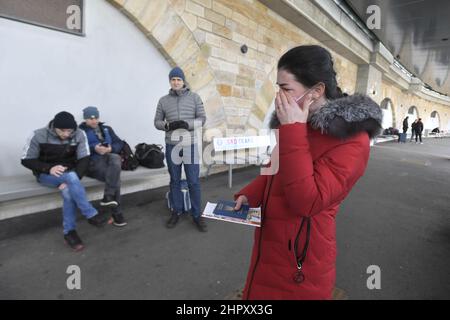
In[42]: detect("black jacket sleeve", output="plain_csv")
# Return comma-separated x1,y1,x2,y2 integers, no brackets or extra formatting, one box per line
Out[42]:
21,159,52,174
75,156,90,179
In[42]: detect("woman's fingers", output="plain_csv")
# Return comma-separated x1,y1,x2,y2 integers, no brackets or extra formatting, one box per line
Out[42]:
275,92,284,118
279,89,290,110
234,195,249,210
302,93,314,110
275,91,282,110
285,90,297,106
234,197,243,210
278,90,291,119
277,89,312,124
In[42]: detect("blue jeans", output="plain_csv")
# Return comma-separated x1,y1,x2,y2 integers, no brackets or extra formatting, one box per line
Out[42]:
38,171,98,234
166,143,201,218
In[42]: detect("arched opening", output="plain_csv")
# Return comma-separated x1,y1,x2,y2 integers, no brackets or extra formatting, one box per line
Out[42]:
407,106,419,121
380,98,395,129
405,106,420,138
428,111,441,130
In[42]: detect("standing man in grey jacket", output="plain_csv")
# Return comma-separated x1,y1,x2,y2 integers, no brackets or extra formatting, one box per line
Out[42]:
154,67,207,231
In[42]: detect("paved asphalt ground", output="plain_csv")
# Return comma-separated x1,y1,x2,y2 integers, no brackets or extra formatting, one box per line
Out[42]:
1,138,449,300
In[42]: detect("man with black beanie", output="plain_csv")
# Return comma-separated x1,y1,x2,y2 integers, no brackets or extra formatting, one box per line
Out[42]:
21,111,107,251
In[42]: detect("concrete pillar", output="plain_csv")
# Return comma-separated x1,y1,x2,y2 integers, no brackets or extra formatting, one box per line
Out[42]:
355,64,382,103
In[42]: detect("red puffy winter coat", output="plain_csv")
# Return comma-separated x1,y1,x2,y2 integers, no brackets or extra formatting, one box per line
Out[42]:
235,94,382,300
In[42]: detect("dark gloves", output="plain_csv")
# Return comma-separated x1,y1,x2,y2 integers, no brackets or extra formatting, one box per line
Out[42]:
166,120,189,131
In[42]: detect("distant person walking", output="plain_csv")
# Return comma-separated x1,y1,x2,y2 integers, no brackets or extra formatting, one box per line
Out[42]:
402,116,409,134
415,118,424,144
410,119,418,142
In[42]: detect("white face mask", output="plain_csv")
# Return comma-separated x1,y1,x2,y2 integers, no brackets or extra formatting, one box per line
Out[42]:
294,86,317,104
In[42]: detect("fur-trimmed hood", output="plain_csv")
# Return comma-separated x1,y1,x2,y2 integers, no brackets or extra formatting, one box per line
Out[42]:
269,94,383,139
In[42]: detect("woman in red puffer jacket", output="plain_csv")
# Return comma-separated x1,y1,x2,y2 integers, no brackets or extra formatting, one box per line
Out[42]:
234,45,382,300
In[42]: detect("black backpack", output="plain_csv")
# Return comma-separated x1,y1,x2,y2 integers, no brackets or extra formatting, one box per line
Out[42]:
135,143,165,169
119,141,140,171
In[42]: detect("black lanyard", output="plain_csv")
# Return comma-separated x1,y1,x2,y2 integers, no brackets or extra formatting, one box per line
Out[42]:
293,217,311,283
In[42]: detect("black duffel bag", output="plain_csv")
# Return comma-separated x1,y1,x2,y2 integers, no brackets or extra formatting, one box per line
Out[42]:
119,140,140,171
135,143,165,169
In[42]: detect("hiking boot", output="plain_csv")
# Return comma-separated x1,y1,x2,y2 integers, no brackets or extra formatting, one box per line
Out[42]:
166,213,180,229
111,212,127,227
88,212,108,228
193,216,208,232
100,195,118,207
64,230,84,252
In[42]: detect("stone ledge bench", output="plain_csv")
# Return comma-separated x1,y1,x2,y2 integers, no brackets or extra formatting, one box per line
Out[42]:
0,164,234,221
0,167,169,221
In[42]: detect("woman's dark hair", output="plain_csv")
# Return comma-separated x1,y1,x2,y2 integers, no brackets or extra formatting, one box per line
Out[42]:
278,45,344,100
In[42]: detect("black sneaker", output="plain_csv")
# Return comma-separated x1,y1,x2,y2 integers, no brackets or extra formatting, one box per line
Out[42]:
166,213,180,229
88,212,108,228
112,212,127,227
100,195,118,207
193,216,208,232
64,230,84,252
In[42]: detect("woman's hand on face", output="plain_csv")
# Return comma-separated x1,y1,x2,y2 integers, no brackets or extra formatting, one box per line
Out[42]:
234,195,249,210
275,89,313,125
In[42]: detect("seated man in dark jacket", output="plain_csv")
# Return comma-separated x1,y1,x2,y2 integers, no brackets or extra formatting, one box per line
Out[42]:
21,111,107,251
79,106,126,227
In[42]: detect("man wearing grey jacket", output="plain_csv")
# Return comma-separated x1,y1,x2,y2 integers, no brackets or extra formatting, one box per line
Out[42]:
154,67,207,232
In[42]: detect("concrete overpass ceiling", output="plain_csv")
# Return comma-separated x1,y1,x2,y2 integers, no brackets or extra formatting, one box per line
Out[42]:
345,0,450,96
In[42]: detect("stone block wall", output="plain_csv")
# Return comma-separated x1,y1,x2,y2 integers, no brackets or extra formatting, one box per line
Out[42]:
108,0,359,140
108,0,450,134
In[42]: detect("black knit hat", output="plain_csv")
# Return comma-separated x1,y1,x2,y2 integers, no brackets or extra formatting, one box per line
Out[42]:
53,111,77,130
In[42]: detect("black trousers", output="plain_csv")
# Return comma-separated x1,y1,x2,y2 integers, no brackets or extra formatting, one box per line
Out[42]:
87,153,122,202
415,132,423,143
